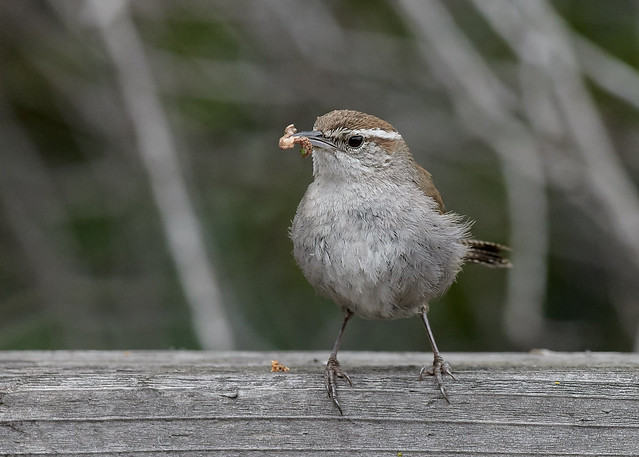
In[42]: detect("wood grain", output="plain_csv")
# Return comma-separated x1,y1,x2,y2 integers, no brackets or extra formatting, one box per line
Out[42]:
1,351,638,456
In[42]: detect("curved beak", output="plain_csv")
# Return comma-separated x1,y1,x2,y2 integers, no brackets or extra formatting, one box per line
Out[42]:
293,130,337,152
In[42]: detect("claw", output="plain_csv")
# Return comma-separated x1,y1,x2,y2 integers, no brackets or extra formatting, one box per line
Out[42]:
419,354,455,403
324,356,352,415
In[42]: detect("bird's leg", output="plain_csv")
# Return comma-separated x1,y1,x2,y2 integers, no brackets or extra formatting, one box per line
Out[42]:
324,308,354,415
418,310,456,403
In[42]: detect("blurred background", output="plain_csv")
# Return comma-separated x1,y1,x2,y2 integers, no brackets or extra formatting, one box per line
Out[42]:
1,0,638,353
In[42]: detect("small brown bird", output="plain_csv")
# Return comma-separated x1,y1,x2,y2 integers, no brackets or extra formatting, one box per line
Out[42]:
282,110,510,414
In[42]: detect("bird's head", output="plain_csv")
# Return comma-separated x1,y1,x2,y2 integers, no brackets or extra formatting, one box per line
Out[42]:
293,109,412,179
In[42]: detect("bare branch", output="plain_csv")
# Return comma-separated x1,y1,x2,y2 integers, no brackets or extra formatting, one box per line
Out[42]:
395,0,550,347
575,35,639,112
86,0,234,349
476,0,639,347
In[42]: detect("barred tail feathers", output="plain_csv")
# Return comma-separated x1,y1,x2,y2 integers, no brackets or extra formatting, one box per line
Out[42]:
462,239,511,268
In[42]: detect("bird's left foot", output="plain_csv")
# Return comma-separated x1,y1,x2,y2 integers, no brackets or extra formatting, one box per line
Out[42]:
419,353,456,403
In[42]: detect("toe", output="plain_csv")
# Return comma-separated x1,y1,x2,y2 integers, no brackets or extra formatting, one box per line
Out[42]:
324,358,352,415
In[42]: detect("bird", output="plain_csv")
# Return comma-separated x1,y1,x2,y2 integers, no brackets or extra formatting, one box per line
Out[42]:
281,109,511,414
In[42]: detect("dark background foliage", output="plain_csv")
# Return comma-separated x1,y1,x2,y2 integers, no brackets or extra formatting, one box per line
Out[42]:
1,0,638,353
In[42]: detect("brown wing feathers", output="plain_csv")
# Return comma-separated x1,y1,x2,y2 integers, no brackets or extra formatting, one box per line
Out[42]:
414,163,511,268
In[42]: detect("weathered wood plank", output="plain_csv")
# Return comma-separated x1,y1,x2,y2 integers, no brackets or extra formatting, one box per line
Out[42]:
1,351,638,456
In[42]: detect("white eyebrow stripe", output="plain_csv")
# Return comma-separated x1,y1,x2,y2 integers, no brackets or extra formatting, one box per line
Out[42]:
352,128,402,141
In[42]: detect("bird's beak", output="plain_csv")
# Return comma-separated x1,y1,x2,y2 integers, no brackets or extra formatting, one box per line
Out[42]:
292,131,337,152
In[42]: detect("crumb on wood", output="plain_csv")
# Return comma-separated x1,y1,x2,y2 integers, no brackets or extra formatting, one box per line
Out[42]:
278,123,312,157
270,360,290,372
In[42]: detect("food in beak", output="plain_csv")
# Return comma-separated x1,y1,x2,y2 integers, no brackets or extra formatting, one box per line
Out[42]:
278,124,313,158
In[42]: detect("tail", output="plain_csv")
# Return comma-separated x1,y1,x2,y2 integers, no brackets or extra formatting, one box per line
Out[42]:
463,239,512,268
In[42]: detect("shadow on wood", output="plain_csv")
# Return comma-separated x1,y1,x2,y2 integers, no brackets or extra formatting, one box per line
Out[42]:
1,351,638,456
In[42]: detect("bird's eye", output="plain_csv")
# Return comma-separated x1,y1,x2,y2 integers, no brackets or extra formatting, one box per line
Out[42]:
348,135,364,148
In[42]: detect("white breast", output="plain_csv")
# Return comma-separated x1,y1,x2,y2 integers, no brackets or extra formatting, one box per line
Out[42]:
291,177,469,320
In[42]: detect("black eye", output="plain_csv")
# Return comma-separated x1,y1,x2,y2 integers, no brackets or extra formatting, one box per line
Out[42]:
348,135,364,148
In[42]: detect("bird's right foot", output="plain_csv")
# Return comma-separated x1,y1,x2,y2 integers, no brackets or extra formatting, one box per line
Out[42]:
324,356,353,415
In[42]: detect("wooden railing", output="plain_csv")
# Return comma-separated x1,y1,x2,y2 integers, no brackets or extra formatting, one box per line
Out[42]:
1,350,638,456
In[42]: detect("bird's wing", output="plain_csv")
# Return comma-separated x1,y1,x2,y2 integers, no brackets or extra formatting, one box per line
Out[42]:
414,163,446,213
